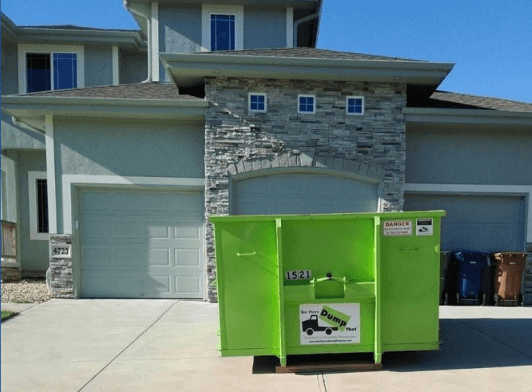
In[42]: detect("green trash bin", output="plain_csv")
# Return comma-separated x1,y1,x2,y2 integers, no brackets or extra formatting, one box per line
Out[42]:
210,211,445,367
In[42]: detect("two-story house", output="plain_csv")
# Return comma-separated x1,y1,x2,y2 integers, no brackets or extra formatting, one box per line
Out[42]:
2,0,531,304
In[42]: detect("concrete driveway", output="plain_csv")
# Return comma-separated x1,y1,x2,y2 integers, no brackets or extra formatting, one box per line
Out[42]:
2,300,532,392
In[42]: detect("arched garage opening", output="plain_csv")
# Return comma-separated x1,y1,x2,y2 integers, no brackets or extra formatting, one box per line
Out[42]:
231,169,381,215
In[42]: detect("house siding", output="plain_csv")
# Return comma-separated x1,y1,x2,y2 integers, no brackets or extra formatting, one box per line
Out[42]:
405,127,532,185
244,7,287,49
1,113,46,150
1,41,18,95
204,77,407,301
52,117,205,234
84,44,114,87
119,49,148,84
15,150,49,273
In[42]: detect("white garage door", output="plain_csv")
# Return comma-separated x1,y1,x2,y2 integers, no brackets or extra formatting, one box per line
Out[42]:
233,173,379,215
79,189,204,298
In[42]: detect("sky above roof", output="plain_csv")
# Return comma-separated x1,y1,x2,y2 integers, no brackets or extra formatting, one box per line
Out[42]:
3,0,531,103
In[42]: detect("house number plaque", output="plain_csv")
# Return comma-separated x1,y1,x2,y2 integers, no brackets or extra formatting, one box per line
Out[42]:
51,244,71,258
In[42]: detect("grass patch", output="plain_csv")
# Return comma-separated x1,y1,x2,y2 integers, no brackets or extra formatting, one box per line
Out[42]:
13,300,30,304
1,310,18,321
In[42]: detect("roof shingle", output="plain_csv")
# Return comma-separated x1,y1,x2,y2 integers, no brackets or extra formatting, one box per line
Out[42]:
427,91,532,112
14,82,202,101
197,47,428,63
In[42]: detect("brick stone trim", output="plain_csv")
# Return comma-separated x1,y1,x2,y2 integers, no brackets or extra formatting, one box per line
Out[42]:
227,153,386,182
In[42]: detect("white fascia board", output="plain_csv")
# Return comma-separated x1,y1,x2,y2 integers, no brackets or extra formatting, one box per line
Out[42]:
160,53,454,85
112,46,120,85
286,7,294,48
151,2,160,82
62,175,204,234
405,183,532,243
45,115,58,235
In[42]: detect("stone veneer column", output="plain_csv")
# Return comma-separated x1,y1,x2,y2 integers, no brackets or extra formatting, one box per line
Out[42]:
204,77,407,302
49,234,74,298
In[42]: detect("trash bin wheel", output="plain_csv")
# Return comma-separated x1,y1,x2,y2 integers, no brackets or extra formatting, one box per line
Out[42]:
456,293,460,305
444,292,449,306
306,328,314,336
494,294,500,306
325,328,333,336
481,293,486,306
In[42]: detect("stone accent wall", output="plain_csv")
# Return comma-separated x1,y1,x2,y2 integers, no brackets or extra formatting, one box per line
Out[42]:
205,77,407,302
49,234,74,298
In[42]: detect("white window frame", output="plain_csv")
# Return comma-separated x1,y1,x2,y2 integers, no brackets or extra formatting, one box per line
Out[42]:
201,5,244,51
298,94,316,114
346,96,365,116
248,92,267,113
28,171,49,241
18,44,85,94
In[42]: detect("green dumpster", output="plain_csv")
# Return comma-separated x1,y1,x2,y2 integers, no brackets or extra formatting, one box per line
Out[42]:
210,211,445,367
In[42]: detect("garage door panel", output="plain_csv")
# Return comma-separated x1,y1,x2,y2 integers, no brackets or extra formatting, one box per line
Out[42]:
404,194,525,252
175,276,202,295
175,249,201,266
79,189,204,298
233,173,379,215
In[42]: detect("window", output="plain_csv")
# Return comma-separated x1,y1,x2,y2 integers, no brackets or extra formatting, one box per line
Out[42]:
18,44,84,94
347,96,364,115
249,93,267,113
26,53,77,93
211,14,235,51
202,5,243,51
298,95,316,114
28,172,49,240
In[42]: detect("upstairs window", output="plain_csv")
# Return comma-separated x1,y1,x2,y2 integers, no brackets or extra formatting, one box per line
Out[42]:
298,95,315,114
202,5,243,51
347,96,364,115
26,52,77,93
249,93,267,113
18,44,84,94
211,14,235,51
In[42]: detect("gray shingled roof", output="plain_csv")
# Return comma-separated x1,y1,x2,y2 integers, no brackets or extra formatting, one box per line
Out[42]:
18,83,203,101
427,91,532,112
197,47,428,62
19,24,140,33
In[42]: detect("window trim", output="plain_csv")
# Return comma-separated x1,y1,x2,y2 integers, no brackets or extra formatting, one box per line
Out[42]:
202,5,244,51
298,94,316,114
248,92,267,113
346,96,365,116
28,171,49,241
18,44,85,94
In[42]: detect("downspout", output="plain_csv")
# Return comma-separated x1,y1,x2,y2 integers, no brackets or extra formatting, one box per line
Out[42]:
123,0,152,83
293,13,319,48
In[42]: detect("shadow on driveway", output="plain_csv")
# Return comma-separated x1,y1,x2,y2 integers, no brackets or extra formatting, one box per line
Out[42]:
253,317,532,374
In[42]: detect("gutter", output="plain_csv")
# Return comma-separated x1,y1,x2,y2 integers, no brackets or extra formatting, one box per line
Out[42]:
404,107,532,126
123,0,152,82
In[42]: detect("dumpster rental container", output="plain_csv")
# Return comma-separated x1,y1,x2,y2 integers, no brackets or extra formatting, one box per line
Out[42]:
452,251,490,305
493,252,527,305
210,211,445,367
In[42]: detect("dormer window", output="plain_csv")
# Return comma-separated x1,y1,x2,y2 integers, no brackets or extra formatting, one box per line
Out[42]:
211,14,235,51
202,5,244,51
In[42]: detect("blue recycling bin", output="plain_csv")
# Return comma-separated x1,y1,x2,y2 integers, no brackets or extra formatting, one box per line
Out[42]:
452,251,490,304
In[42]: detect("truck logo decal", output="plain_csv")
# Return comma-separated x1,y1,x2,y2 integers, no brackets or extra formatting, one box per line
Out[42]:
300,304,360,345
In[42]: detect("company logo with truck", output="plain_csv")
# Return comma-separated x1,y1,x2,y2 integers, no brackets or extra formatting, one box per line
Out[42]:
300,304,360,345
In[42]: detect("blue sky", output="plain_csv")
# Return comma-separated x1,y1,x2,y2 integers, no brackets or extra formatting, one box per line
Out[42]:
3,0,531,103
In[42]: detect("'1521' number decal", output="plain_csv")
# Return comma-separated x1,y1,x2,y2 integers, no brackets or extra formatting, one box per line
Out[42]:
285,270,312,281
